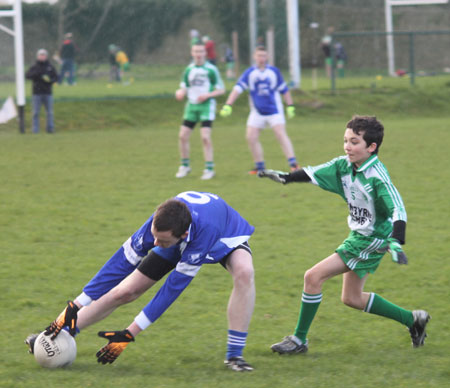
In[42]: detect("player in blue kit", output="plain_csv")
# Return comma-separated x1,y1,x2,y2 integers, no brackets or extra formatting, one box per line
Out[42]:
220,46,299,174
25,191,255,371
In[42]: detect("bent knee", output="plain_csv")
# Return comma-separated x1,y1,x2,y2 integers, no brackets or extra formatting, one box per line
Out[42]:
304,268,322,288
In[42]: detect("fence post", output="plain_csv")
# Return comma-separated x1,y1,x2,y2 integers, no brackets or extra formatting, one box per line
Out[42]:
409,32,415,86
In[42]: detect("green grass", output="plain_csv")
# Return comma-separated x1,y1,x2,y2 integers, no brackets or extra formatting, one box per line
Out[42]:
0,75,449,388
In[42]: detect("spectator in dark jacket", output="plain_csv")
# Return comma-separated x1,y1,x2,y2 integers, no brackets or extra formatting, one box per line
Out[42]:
26,49,58,133
58,32,76,85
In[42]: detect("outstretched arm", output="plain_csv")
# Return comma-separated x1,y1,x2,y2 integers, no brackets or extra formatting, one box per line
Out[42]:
258,168,311,184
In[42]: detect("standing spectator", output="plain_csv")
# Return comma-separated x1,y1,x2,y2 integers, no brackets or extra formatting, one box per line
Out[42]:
174,44,225,180
220,46,299,174
26,49,58,134
224,46,235,80
334,42,347,78
115,47,131,85
321,27,334,78
108,44,120,82
202,35,217,65
58,32,77,85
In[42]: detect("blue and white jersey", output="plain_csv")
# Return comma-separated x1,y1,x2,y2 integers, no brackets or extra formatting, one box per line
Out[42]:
132,191,254,330
234,65,288,115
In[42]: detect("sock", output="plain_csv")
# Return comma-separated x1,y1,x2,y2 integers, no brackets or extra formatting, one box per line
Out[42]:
205,161,214,171
62,326,80,337
181,158,190,167
364,293,414,327
255,161,265,171
226,330,247,359
288,157,298,168
294,292,322,343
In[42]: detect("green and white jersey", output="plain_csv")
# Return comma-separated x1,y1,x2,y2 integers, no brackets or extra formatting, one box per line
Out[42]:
304,154,407,239
180,62,224,104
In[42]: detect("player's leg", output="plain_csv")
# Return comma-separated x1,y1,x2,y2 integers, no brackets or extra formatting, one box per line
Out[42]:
271,253,348,354
223,245,255,371
271,121,299,171
43,95,54,133
176,119,195,178
77,269,156,329
31,95,42,133
199,122,215,180
76,249,177,329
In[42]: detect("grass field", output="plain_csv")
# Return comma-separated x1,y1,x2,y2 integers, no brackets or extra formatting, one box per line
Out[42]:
0,71,449,388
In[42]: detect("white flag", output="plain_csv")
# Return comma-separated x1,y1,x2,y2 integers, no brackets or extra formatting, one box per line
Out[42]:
0,96,18,124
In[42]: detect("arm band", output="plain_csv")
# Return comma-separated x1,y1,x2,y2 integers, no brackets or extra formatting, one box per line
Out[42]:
285,169,311,183
392,220,406,245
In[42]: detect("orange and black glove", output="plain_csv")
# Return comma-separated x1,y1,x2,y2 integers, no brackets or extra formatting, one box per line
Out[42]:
44,300,79,339
96,330,135,364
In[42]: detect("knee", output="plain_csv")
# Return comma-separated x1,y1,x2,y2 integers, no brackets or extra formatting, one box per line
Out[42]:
233,265,255,288
246,129,258,143
303,268,320,289
201,134,211,147
179,128,190,142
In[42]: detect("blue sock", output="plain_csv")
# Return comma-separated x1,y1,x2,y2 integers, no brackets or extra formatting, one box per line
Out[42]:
255,161,265,171
288,157,298,167
226,330,247,359
62,326,80,337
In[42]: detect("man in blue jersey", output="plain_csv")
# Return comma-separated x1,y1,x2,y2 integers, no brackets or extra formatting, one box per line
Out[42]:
220,46,299,174
26,191,255,371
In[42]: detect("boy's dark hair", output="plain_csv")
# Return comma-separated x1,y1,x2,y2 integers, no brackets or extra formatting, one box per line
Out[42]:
346,115,384,154
153,199,192,238
255,45,267,52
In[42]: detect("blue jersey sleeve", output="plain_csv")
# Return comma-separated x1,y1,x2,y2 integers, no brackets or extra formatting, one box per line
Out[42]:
139,269,194,326
236,67,253,92
273,66,288,94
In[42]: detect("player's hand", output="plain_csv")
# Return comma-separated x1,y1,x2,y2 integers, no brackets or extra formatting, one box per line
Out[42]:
257,169,289,184
388,238,408,265
96,330,135,364
220,104,232,118
286,105,295,119
175,89,185,101
42,74,51,83
44,300,79,339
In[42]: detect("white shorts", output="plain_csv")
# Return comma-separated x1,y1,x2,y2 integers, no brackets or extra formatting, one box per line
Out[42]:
246,110,285,129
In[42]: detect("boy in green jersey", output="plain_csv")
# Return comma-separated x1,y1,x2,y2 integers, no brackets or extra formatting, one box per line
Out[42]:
259,115,430,354
175,44,225,180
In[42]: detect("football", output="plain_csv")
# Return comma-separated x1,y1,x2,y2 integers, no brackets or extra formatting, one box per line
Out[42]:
34,330,77,368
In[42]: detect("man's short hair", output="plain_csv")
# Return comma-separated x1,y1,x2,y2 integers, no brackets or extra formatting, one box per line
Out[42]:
37,49,48,58
153,199,192,238
255,45,267,52
346,115,384,154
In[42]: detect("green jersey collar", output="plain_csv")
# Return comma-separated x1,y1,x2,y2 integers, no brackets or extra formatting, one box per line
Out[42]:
356,154,379,172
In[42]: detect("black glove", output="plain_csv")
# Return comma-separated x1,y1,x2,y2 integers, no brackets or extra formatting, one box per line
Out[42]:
44,300,79,339
96,330,135,364
258,169,289,184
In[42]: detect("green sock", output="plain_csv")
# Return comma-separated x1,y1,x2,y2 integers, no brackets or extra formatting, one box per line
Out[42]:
293,292,322,342
365,293,414,327
205,161,214,171
181,158,190,167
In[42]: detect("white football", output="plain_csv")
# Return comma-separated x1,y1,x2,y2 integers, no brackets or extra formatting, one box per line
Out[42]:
34,330,77,368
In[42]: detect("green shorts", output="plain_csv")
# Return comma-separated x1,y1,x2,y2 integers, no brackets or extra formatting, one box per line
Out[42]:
336,231,387,279
325,57,333,66
183,100,216,122
121,62,130,72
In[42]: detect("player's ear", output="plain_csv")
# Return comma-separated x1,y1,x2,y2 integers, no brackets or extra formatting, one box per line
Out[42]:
181,231,189,239
367,142,377,153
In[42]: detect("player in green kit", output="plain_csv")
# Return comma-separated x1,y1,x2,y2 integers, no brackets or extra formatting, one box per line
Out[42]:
175,43,225,180
259,115,430,354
